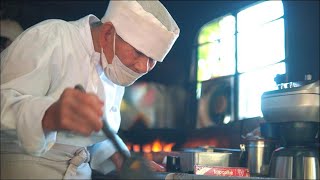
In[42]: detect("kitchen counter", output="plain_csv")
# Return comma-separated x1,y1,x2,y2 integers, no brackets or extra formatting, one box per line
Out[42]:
92,171,280,180
164,173,280,180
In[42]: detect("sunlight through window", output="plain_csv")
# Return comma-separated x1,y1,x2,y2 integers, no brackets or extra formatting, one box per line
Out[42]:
197,15,236,81
196,0,285,121
237,0,285,119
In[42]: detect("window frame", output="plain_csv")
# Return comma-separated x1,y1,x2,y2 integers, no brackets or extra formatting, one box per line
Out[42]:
193,0,287,123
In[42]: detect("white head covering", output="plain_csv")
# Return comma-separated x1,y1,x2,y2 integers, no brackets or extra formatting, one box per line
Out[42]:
101,0,180,62
0,19,23,41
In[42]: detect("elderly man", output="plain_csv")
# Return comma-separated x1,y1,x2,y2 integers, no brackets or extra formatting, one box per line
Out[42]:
0,0,179,179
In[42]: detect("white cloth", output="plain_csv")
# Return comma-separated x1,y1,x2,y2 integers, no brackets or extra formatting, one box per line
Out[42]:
1,143,91,179
63,145,90,179
0,14,128,177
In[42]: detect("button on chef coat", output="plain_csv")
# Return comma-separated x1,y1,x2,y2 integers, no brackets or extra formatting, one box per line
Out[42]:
1,15,127,174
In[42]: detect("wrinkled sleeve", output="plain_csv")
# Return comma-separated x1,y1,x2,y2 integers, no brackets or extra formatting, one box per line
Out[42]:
88,134,130,175
0,25,62,156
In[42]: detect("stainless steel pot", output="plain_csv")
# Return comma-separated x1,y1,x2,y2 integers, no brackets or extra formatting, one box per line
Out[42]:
246,139,277,176
269,146,319,179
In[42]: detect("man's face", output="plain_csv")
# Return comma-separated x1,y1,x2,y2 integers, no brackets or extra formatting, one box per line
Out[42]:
114,34,157,74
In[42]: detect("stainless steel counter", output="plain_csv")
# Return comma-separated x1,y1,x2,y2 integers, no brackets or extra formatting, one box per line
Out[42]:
93,171,280,180
163,173,280,180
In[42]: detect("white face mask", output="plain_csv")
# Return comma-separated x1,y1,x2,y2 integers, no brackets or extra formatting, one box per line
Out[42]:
101,33,145,86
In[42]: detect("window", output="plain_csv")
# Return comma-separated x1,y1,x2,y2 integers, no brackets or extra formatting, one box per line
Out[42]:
197,15,236,81
196,0,285,121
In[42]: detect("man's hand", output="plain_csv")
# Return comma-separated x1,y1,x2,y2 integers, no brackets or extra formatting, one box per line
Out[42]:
148,160,165,172
42,87,104,136
111,152,165,173
111,152,124,172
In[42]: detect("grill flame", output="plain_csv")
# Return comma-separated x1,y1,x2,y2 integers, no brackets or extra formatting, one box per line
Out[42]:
127,139,175,153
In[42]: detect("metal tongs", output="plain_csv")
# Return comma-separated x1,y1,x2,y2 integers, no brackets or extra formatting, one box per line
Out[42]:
74,84,154,179
74,84,130,159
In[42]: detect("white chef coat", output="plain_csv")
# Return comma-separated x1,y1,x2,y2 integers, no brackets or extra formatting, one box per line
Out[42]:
0,14,128,178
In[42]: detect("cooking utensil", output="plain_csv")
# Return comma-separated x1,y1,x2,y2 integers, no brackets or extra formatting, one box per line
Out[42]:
178,151,238,173
74,84,155,179
74,84,130,159
166,156,181,172
269,146,319,179
261,80,319,123
245,139,277,177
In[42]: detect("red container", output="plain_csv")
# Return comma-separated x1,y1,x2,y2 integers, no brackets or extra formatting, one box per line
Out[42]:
194,165,250,177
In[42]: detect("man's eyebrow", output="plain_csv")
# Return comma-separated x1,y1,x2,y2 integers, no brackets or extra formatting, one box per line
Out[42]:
135,48,147,57
135,49,143,54
131,44,154,61
118,34,150,59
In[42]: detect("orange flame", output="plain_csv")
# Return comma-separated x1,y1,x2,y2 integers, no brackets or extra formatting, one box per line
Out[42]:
142,144,152,153
163,142,175,152
127,139,176,153
133,144,140,152
152,139,162,152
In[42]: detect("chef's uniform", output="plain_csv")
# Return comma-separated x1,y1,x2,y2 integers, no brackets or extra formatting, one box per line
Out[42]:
1,0,179,179
1,14,125,179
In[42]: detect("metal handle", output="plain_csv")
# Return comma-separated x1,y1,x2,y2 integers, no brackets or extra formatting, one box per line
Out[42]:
74,84,86,93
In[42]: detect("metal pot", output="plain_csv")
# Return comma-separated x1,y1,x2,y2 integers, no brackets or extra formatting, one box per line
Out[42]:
245,139,277,176
269,146,319,179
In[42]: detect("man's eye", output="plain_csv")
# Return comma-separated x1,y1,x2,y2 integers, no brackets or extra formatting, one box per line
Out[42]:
136,50,143,55
149,59,156,66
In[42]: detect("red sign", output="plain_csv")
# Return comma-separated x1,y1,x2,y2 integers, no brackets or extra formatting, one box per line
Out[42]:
194,165,250,177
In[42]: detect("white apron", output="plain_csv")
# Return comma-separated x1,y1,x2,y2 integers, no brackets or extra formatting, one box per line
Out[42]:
1,143,91,179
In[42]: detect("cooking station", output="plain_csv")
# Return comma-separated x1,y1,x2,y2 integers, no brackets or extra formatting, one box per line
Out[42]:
92,79,319,179
92,143,276,179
